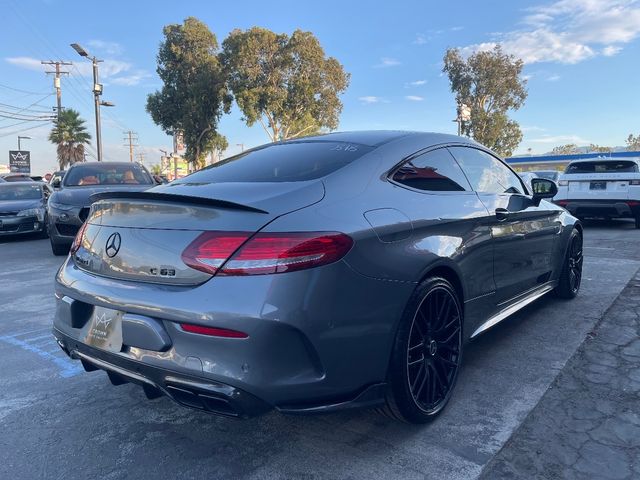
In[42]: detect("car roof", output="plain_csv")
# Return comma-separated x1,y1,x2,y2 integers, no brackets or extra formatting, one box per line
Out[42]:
289,130,474,148
568,157,640,165
68,161,140,168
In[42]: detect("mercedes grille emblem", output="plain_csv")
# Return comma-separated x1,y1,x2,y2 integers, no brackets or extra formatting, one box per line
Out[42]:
105,232,122,258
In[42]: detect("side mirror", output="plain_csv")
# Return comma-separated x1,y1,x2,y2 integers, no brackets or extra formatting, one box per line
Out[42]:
531,178,557,201
51,178,61,189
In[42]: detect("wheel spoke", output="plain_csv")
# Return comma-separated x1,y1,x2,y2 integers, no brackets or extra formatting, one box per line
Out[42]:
437,355,457,368
415,364,430,399
409,342,424,352
411,362,425,391
408,355,425,366
442,326,461,345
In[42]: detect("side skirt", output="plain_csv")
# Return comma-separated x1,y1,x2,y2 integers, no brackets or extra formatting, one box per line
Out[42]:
470,282,556,338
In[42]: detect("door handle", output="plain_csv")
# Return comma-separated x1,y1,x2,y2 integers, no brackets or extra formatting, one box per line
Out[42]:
495,208,509,221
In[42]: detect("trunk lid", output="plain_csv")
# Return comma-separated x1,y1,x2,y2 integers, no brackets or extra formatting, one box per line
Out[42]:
73,181,324,285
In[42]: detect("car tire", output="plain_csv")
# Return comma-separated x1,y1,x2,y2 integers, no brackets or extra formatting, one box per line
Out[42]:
50,239,69,256
635,216,640,229
381,276,463,424
554,228,583,299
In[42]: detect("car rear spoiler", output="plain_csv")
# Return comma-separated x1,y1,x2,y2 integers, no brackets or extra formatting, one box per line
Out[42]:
89,191,268,214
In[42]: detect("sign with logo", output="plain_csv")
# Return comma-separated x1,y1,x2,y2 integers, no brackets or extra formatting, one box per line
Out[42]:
9,151,31,173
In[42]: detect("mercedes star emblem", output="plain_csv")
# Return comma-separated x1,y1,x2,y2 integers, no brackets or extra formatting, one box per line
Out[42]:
105,232,122,258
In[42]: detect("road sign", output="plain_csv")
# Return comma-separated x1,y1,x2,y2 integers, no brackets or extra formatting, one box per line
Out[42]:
9,151,30,173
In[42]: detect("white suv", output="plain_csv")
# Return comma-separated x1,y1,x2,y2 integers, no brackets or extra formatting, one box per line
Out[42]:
554,158,640,228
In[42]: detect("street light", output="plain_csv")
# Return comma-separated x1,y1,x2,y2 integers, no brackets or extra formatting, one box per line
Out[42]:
71,42,107,161
236,143,245,152
17,136,31,150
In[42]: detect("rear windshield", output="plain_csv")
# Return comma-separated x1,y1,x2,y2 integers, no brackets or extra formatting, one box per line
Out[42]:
565,161,639,174
182,141,374,184
64,163,153,187
0,183,42,200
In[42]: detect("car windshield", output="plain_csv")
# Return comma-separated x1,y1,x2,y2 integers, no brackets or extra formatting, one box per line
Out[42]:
64,163,153,187
182,141,374,184
565,161,639,174
0,183,42,201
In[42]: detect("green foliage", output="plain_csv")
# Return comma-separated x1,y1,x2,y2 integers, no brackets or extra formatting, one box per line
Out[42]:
221,27,350,141
551,144,579,155
626,134,640,151
146,17,231,167
149,164,163,175
589,144,613,153
443,45,527,157
48,109,91,170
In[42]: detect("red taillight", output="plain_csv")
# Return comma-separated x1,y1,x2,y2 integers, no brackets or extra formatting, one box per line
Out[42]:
220,232,353,275
555,200,569,207
180,232,252,275
70,222,88,254
180,323,248,338
181,231,353,276
627,200,640,207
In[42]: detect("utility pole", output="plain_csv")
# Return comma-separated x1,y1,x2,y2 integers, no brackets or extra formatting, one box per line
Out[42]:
123,131,138,162
136,152,145,164
41,60,72,122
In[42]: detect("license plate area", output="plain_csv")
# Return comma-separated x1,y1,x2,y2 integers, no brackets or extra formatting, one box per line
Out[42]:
82,306,123,353
590,181,606,190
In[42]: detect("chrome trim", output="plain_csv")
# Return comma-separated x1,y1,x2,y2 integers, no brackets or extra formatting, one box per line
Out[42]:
470,283,555,338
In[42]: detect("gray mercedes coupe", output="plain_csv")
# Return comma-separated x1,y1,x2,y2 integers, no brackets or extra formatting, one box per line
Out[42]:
53,131,582,423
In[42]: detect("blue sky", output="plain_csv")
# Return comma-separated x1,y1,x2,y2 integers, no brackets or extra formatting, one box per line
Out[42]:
1,0,640,174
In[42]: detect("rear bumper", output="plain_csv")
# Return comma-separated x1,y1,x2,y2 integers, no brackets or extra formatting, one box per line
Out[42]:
0,215,44,235
48,206,88,242
554,199,640,218
54,328,272,418
53,257,412,416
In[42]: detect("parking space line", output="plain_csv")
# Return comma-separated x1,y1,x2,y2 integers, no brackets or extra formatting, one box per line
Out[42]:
0,331,83,378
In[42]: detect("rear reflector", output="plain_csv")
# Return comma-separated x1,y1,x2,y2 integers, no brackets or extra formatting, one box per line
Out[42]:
558,180,568,186
181,231,353,276
180,323,248,338
629,180,640,185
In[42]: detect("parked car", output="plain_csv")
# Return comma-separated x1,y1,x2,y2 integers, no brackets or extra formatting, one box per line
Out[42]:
47,162,156,255
53,131,582,424
532,170,561,183
554,158,640,228
0,181,50,237
1,173,35,182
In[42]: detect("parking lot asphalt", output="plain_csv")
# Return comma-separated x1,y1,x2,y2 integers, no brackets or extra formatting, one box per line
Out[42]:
0,219,639,480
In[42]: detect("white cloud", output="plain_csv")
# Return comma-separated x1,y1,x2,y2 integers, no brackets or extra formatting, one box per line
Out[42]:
5,57,45,71
408,79,427,86
451,26,464,32
110,70,152,86
546,74,561,81
528,134,591,144
405,95,424,101
602,45,622,56
460,0,640,64
374,57,401,68
6,55,149,87
521,125,546,133
413,33,428,45
358,96,383,104
87,40,123,56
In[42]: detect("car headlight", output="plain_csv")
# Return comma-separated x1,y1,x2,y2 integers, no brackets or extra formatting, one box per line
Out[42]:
48,201,75,211
17,207,45,222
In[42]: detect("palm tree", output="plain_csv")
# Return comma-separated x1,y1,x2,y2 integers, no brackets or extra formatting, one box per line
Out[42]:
48,109,91,169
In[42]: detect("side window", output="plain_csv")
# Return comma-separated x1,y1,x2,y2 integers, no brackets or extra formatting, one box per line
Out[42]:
391,148,471,192
448,147,524,194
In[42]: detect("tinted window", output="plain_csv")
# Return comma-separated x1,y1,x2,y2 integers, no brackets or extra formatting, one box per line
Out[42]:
182,142,373,184
0,183,42,201
449,147,524,194
64,163,153,187
565,161,638,174
392,149,471,191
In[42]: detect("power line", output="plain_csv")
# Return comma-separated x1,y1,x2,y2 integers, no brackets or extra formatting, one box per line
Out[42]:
0,122,52,139
0,82,50,96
